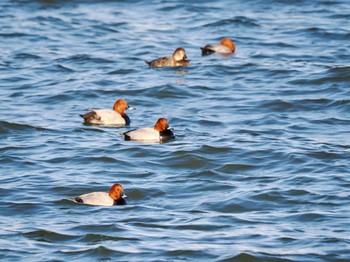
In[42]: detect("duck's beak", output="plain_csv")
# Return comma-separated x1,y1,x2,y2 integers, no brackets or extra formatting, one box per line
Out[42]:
127,106,136,110
122,193,127,199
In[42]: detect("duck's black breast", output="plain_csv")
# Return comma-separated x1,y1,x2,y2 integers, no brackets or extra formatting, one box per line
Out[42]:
160,129,175,141
123,115,131,125
113,198,127,205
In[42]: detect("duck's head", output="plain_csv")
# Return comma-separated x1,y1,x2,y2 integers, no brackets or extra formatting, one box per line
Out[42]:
109,183,127,200
113,99,130,113
173,47,188,61
154,118,171,132
220,38,235,53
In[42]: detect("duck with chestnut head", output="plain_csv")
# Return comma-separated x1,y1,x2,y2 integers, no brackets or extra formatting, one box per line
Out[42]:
72,183,127,206
201,38,236,56
123,118,175,142
81,98,133,126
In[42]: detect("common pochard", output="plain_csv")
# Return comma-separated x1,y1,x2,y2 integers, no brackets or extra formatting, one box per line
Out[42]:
81,99,132,126
72,183,127,206
123,118,175,142
201,38,236,56
145,48,190,67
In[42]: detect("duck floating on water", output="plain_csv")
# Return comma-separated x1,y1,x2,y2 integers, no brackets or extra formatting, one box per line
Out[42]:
80,98,133,126
71,183,127,206
123,118,175,142
145,48,190,67
201,38,236,56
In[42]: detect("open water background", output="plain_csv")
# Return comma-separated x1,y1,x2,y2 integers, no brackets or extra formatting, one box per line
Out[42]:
1,0,350,261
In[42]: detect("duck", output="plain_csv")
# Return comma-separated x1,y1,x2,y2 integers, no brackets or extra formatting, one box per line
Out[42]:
80,98,132,126
201,38,236,56
145,47,190,67
72,183,127,206
123,118,175,142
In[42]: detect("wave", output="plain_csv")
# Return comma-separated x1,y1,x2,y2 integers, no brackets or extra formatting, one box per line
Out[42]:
0,120,48,134
203,16,260,28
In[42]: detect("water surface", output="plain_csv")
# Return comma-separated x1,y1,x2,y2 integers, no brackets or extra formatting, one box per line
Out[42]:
1,0,350,261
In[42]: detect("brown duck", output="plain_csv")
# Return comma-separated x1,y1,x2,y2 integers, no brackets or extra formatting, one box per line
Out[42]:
145,47,190,67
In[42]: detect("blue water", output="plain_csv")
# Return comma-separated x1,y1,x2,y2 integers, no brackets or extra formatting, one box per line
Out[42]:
1,0,350,261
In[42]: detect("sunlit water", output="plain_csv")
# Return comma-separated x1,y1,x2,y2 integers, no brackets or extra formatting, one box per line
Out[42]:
1,0,350,261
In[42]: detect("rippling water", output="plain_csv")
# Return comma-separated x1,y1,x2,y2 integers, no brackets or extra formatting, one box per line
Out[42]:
1,0,350,261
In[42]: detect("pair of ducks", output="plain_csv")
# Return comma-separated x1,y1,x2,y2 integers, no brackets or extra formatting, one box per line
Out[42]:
81,99,175,142
145,38,236,67
72,38,236,207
